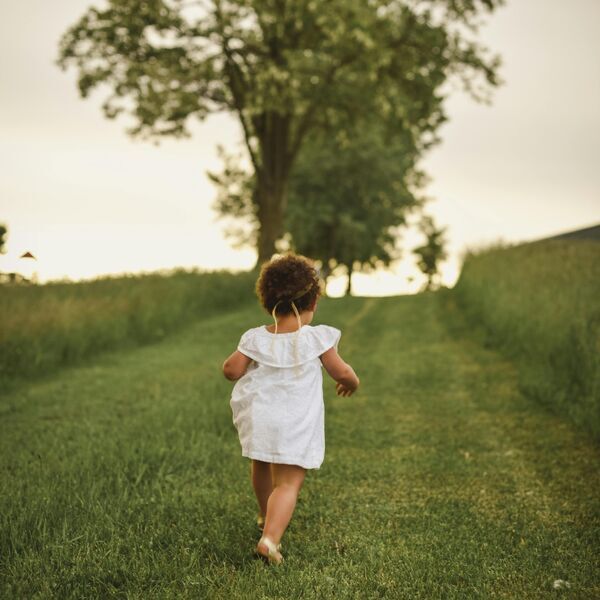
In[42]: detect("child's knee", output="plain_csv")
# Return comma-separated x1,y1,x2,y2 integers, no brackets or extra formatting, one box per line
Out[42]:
272,469,305,492
273,465,306,485
274,480,302,497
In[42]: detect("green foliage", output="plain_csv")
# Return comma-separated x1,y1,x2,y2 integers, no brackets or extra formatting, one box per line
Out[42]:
452,240,600,440
413,214,448,290
56,0,504,259
209,117,427,290
56,0,503,144
1,294,597,597
0,269,254,383
0,223,7,254
207,145,258,250
285,119,425,286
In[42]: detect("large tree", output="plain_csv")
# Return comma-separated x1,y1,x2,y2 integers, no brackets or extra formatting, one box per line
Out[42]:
57,0,503,264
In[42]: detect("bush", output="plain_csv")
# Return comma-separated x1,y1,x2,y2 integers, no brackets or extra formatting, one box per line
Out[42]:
452,240,600,440
0,268,255,382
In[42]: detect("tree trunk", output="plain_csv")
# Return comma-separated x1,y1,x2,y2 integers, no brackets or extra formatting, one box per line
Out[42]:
256,208,280,266
426,272,434,291
316,261,331,297
255,179,287,266
252,111,293,266
345,264,354,296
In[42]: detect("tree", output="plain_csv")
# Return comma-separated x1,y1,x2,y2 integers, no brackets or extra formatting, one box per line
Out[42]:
284,118,426,294
208,115,426,292
57,0,503,264
413,214,448,290
0,224,7,254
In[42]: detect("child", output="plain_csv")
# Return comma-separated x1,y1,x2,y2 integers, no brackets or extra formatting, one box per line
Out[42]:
222,253,360,565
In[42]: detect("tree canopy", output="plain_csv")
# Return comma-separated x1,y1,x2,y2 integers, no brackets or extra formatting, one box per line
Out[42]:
284,117,427,292
57,0,503,262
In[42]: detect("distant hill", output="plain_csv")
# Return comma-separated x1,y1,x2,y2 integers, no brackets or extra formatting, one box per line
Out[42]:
533,223,600,242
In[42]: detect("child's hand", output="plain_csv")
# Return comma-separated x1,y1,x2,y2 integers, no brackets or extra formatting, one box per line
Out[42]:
336,382,356,397
321,348,359,396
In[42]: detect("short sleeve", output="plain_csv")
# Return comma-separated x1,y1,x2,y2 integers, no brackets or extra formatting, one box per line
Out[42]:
233,324,341,367
313,324,341,355
237,329,257,358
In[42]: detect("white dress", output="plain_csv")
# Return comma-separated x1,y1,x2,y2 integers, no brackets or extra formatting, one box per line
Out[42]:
230,324,341,469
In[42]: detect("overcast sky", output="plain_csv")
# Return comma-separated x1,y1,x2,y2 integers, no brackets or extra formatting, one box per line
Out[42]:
1,0,598,294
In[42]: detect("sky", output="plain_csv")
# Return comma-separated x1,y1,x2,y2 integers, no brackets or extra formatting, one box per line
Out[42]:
1,0,599,295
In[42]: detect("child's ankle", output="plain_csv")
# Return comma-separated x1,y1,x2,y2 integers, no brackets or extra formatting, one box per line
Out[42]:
262,532,281,545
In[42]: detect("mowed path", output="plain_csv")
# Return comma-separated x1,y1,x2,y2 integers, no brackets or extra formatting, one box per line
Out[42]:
1,294,598,598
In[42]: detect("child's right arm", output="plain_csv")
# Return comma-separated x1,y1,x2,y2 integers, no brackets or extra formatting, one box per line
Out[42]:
222,350,252,381
320,347,360,397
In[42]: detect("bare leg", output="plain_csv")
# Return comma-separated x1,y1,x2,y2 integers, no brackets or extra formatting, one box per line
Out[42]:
251,459,273,518
261,463,306,546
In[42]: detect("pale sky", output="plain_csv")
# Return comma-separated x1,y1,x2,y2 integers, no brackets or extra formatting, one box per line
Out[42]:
1,0,599,295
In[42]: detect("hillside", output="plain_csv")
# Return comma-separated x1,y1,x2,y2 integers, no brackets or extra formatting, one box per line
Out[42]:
1,294,598,598
453,239,600,439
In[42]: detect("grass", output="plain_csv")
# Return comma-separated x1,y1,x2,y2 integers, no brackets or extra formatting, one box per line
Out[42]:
452,240,600,441
0,269,255,386
1,293,598,598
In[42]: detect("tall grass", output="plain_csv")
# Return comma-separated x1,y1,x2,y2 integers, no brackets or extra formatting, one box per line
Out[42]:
452,240,600,440
0,268,255,383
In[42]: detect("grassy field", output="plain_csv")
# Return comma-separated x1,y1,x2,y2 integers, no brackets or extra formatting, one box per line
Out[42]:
453,240,600,440
0,269,254,386
1,293,598,598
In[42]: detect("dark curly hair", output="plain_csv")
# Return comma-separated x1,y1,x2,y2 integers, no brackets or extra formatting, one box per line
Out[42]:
256,253,322,315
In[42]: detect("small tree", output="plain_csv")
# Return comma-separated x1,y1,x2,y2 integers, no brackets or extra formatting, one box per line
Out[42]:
413,214,447,290
0,224,7,254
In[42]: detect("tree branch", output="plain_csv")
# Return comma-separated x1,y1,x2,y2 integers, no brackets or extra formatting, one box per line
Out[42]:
214,0,261,175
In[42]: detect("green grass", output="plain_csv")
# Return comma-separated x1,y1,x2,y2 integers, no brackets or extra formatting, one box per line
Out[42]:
0,269,255,386
1,294,598,598
452,240,600,441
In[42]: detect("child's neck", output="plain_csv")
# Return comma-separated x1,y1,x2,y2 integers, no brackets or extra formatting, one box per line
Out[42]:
267,311,313,333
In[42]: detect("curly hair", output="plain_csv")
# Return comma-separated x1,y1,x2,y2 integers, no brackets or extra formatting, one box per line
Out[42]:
255,253,322,315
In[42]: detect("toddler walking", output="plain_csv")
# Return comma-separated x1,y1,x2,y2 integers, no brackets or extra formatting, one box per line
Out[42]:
222,253,360,564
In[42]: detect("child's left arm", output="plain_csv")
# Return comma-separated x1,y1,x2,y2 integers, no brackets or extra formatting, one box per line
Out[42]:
222,350,252,381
